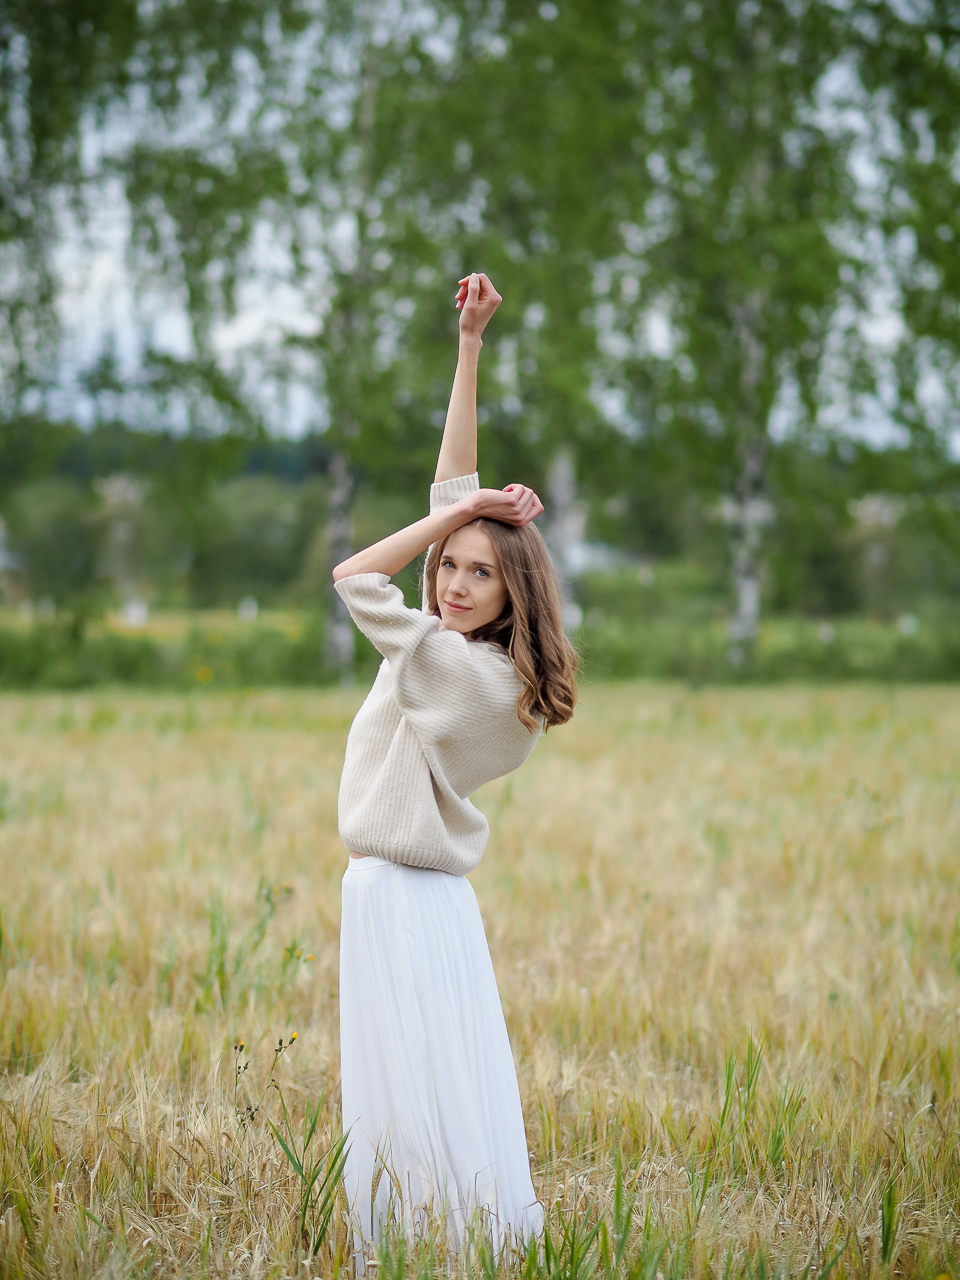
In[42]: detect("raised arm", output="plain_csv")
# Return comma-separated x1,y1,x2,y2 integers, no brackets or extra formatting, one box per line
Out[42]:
332,485,543,582
435,272,503,483
333,273,540,584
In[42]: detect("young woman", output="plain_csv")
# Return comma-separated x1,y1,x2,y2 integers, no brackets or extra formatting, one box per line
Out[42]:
333,272,577,1253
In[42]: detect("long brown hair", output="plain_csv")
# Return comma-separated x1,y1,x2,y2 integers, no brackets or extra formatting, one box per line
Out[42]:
424,519,577,731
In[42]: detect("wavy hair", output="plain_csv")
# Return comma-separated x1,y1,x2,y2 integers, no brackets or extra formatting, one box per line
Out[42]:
423,519,577,731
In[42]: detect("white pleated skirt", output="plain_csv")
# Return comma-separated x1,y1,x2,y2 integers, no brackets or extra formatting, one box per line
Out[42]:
340,855,543,1249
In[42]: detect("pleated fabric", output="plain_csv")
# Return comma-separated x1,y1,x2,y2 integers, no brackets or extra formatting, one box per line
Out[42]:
340,855,543,1250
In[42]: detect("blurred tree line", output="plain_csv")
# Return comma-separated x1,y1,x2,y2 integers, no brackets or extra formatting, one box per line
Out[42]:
1,0,959,674
0,420,332,615
3,413,956,631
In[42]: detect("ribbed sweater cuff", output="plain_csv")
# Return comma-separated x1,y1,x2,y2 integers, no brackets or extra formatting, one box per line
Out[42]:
430,472,479,512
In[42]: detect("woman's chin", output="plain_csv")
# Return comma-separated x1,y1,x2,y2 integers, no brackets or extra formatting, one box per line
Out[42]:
439,609,474,633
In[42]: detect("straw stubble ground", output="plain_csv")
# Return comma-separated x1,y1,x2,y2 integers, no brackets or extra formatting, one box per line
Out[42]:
0,685,958,1278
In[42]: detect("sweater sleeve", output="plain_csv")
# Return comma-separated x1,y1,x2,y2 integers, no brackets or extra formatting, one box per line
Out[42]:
335,573,438,662
423,472,479,611
334,473,480,652
429,472,479,513
335,570,532,761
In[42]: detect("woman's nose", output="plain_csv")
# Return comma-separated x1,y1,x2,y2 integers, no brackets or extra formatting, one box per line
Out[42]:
449,572,469,596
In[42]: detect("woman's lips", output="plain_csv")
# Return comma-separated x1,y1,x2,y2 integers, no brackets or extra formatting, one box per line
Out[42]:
443,600,470,613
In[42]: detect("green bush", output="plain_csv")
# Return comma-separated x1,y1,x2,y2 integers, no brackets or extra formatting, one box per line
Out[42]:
576,615,960,683
0,620,337,690
4,479,105,616
0,626,166,689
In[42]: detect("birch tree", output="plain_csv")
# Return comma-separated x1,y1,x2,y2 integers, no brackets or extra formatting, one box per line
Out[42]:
70,1,462,678
851,0,960,477
0,0,139,400
591,0,858,659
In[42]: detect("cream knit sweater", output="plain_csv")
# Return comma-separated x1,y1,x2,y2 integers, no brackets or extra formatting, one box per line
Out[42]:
334,472,540,875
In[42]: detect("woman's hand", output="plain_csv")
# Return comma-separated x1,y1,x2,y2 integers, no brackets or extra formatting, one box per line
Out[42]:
332,482,543,581
455,272,502,343
467,484,544,527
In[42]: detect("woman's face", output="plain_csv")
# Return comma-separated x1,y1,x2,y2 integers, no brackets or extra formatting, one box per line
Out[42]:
436,524,509,635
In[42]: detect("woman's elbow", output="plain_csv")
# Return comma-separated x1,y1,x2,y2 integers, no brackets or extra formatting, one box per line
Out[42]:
332,560,350,583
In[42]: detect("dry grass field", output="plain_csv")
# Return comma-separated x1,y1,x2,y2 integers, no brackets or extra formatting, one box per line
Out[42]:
1,684,958,1280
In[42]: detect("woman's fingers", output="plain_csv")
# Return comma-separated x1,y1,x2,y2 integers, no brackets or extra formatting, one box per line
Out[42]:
520,491,543,524
476,275,502,313
457,273,482,321
477,273,502,308
455,273,502,318
457,271,499,291
454,275,472,309
472,484,543,526
455,275,475,310
500,484,543,525
518,489,543,522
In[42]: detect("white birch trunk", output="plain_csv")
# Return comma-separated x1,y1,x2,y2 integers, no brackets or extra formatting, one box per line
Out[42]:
725,296,773,665
320,15,380,686
723,440,773,664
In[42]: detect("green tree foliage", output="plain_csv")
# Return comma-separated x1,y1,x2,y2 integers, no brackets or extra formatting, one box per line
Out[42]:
1,0,959,653
405,2,630,487
5,478,102,625
0,0,137,394
851,0,960,435
0,420,335,610
190,476,328,607
555,0,861,654
843,0,960,583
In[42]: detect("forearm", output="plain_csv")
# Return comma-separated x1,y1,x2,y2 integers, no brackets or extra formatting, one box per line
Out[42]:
435,333,481,483
332,497,475,582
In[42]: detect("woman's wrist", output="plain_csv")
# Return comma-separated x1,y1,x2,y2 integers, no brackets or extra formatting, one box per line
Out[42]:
458,331,482,359
449,492,479,525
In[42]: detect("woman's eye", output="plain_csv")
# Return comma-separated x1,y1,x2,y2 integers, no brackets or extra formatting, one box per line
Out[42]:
441,559,455,569
475,568,489,578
